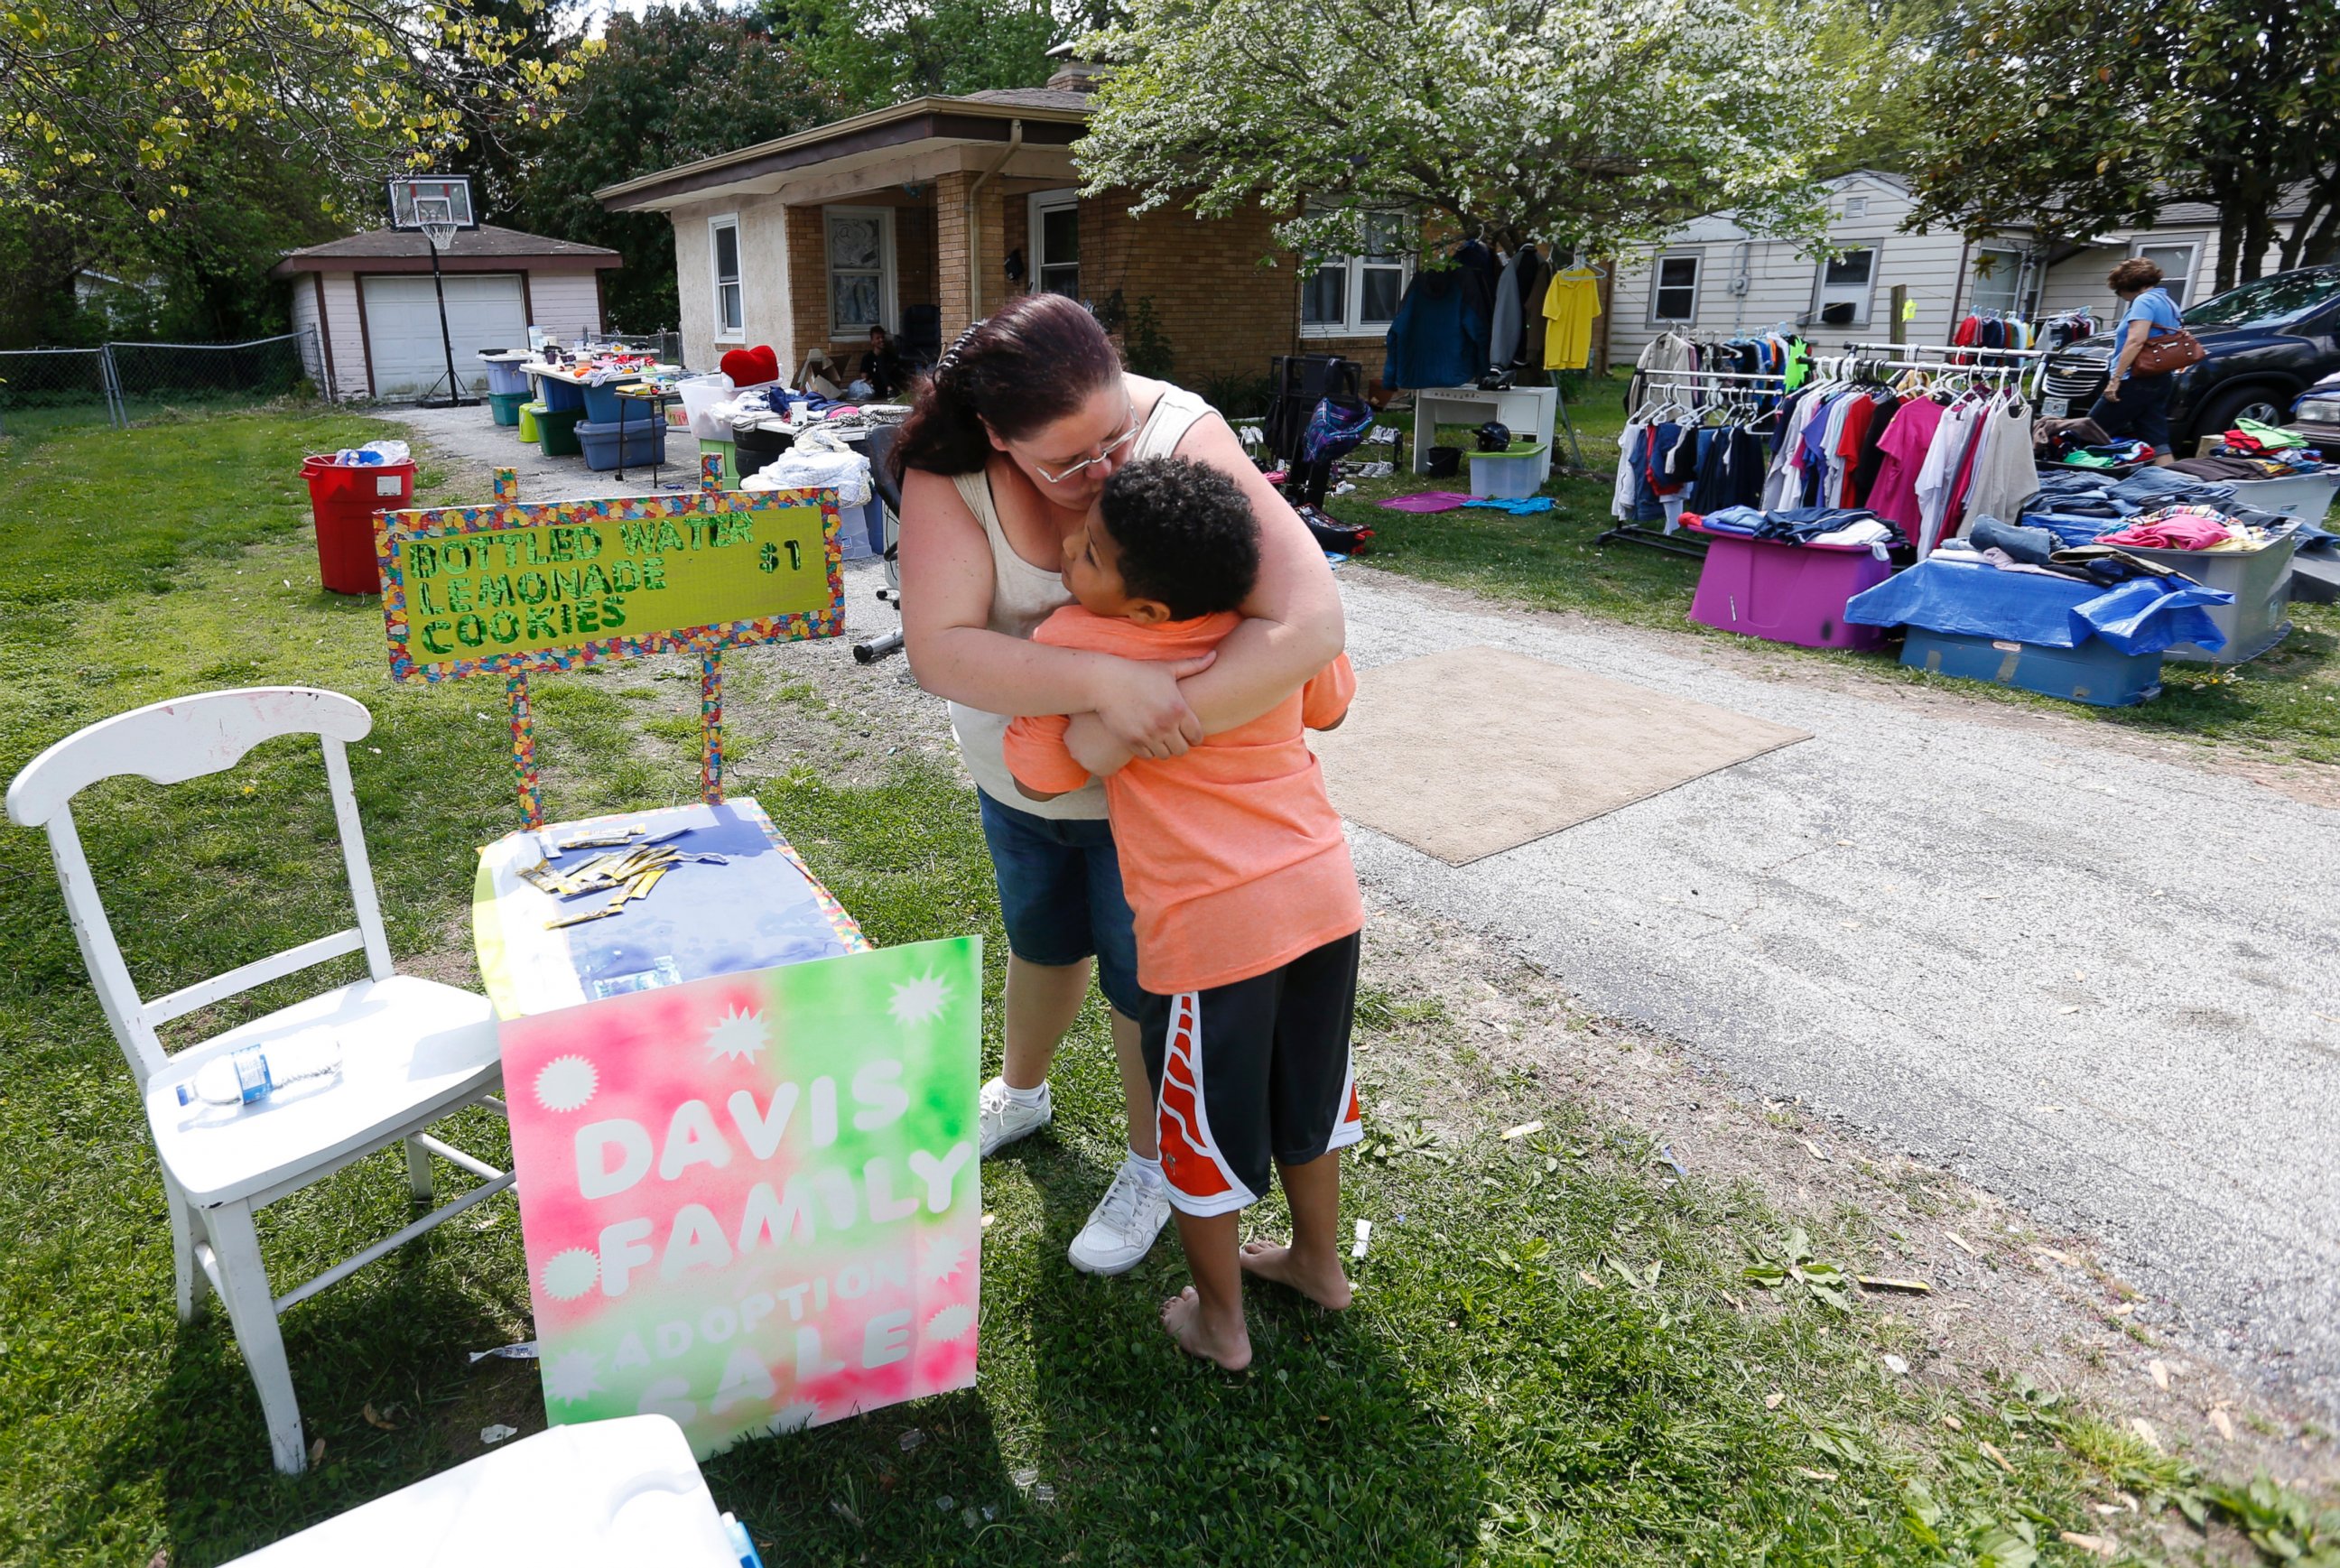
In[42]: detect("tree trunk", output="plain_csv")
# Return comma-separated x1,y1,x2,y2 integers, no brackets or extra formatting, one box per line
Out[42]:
2214,207,2245,295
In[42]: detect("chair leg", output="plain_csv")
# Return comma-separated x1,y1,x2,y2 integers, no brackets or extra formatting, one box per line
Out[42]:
404,1135,435,1204
204,1202,307,1476
168,1185,210,1323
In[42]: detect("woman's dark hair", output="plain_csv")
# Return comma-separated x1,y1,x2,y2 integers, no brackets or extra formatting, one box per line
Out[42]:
890,292,1122,478
2108,257,2164,294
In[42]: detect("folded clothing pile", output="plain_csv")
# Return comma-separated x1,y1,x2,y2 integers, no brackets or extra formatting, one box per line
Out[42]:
1690,506,1907,549
2097,506,2287,553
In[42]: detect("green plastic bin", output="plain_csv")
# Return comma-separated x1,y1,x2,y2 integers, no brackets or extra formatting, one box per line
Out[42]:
517,400,544,443
536,405,584,458
699,437,739,489
488,391,525,428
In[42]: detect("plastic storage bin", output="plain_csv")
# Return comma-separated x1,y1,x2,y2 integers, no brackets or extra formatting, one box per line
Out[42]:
699,438,738,488
1901,627,2163,707
1465,441,1549,499
678,375,736,440
733,422,793,483
574,416,667,472
2102,527,2297,663
517,401,543,443
535,405,583,458
2226,471,2337,526
487,391,525,427
1686,528,1894,649
299,454,413,595
536,374,586,414
479,353,532,398
580,378,637,425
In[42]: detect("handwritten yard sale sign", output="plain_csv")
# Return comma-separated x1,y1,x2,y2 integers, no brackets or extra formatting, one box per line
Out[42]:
499,937,982,1457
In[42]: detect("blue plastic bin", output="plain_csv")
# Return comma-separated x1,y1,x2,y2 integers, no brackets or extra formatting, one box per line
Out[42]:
573,417,667,472
1900,627,2163,707
581,379,636,424
480,356,532,397
537,375,586,414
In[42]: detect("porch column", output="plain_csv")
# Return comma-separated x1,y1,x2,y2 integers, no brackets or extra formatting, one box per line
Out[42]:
934,171,1014,343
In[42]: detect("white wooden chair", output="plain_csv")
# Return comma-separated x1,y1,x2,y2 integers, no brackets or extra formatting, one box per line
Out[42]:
5,687,511,1475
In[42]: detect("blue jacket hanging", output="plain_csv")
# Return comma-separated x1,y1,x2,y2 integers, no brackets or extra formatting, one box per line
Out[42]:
1382,240,1498,390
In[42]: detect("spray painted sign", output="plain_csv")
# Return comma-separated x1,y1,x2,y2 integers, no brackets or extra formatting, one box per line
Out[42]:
499,937,981,1456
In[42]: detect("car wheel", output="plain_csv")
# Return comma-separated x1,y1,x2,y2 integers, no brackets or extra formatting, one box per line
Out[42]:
2190,384,2289,443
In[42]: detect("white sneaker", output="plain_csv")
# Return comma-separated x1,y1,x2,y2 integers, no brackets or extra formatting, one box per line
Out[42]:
1067,1158,1172,1276
979,1077,1052,1157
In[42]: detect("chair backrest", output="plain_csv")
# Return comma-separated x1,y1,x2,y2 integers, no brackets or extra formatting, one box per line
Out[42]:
5,687,395,1086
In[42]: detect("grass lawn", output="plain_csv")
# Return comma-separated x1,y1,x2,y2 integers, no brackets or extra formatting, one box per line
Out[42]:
0,412,2320,1564
1334,375,2340,768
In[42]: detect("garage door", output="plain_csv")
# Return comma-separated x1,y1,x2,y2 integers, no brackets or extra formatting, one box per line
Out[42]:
361,273,529,399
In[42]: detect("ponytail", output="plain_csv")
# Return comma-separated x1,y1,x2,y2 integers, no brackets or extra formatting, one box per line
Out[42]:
889,293,1122,480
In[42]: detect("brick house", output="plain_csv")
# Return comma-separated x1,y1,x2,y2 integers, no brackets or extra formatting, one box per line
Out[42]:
594,67,1397,394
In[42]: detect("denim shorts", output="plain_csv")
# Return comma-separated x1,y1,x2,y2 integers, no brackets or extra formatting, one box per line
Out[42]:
2087,373,2173,454
975,789,1142,1018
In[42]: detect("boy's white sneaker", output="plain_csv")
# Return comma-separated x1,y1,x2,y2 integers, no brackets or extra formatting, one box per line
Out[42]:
1067,1157,1172,1276
979,1077,1052,1156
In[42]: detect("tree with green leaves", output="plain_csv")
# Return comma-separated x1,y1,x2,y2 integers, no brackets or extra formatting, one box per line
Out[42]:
508,3,848,330
1074,0,1843,266
766,0,1069,108
1907,0,2340,293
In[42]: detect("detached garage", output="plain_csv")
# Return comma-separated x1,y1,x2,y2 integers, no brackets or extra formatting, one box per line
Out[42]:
273,226,622,401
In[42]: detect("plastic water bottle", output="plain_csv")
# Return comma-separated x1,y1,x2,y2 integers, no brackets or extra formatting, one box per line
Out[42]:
176,1038,343,1109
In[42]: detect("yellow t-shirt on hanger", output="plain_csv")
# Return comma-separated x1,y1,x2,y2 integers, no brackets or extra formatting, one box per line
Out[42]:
1542,268,1602,370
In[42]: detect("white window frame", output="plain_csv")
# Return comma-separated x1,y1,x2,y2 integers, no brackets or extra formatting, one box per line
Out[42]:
1843,196,1869,219
709,214,744,343
1812,243,1881,329
1648,249,1703,326
1297,209,1415,339
2130,236,2204,308
1027,189,1082,301
823,205,897,338
1968,245,2033,318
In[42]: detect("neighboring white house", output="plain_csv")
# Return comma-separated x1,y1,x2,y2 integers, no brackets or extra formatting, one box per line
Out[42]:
1607,172,2311,366
271,226,622,400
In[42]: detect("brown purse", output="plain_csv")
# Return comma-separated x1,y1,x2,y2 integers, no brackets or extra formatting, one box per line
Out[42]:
2131,328,2206,376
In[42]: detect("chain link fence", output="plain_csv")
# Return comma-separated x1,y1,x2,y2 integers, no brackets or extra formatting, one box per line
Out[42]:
1,329,324,441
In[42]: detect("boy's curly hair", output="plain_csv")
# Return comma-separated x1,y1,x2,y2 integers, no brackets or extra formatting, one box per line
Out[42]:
1099,456,1260,621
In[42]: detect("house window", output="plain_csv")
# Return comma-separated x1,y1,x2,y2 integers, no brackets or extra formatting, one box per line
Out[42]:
825,207,896,336
1814,246,1877,327
1028,190,1081,299
2131,240,2200,307
1969,246,2029,317
1299,210,1412,337
710,216,743,340
1648,252,1701,325
1844,196,1869,219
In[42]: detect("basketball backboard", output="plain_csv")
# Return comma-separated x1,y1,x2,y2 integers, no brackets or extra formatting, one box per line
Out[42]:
386,175,478,232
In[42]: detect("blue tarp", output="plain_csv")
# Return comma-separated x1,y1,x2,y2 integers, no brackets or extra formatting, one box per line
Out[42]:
1844,555,2233,655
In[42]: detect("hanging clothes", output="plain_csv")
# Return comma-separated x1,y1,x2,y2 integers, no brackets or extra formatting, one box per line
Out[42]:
1541,267,1602,371
1381,245,1497,389
1630,332,1696,409
1488,250,1526,371
1866,397,1947,539
1955,397,2040,534
1515,248,1554,367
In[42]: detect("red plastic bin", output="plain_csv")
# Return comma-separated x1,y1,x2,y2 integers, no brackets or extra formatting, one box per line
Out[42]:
300,454,414,595
1683,520,1895,650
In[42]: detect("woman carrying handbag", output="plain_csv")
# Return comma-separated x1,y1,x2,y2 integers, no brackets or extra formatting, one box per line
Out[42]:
2089,257,2205,469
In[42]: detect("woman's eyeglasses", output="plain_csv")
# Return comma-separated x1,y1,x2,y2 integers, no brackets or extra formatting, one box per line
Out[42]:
1027,413,1141,484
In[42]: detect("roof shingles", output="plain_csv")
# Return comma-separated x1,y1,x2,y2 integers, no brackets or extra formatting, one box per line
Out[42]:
278,224,619,264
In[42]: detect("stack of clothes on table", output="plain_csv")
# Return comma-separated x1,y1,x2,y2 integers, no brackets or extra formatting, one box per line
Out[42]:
1690,506,1906,551
2168,420,2334,482
2014,465,2293,546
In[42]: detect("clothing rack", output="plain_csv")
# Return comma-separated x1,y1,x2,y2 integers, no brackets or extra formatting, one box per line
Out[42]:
1831,341,2049,396
1603,368,1791,558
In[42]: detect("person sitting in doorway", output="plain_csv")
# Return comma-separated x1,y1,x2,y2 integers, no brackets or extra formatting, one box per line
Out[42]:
2088,258,2186,469
860,327,906,402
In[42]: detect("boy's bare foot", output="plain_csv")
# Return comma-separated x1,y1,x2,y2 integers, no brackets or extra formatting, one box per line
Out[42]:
1160,1286,1252,1370
1238,1239,1353,1310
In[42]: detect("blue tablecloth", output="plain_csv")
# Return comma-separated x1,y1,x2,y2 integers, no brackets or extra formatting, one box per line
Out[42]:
1844,555,2233,655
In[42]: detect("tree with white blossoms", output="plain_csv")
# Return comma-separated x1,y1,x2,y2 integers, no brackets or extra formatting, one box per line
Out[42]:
1075,0,1845,264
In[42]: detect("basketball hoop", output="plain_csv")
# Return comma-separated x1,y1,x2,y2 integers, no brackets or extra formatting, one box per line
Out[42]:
414,197,458,252
385,175,480,406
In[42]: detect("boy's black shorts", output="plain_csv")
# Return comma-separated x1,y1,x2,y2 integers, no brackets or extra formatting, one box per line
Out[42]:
1138,932,1364,1218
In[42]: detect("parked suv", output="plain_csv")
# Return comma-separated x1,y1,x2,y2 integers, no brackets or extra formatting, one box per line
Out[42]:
2038,263,2340,450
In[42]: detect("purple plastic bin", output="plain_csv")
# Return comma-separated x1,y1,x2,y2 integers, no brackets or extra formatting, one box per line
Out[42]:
1685,524,1895,650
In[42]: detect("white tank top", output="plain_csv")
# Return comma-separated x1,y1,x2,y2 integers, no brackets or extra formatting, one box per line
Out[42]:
946,380,1215,819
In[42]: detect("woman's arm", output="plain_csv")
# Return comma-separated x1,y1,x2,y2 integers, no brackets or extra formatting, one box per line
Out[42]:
896,467,1212,741
2103,320,2150,398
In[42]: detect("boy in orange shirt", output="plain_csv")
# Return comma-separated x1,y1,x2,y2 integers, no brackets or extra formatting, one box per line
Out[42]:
1003,456,1362,1370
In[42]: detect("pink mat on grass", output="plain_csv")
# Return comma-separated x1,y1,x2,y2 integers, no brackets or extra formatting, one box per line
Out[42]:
1378,491,1476,513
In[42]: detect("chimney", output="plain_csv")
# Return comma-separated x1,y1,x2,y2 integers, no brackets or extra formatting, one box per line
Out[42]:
1044,41,1104,94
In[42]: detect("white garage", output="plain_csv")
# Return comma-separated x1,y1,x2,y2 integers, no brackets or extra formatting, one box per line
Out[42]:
358,274,529,399
274,224,622,402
